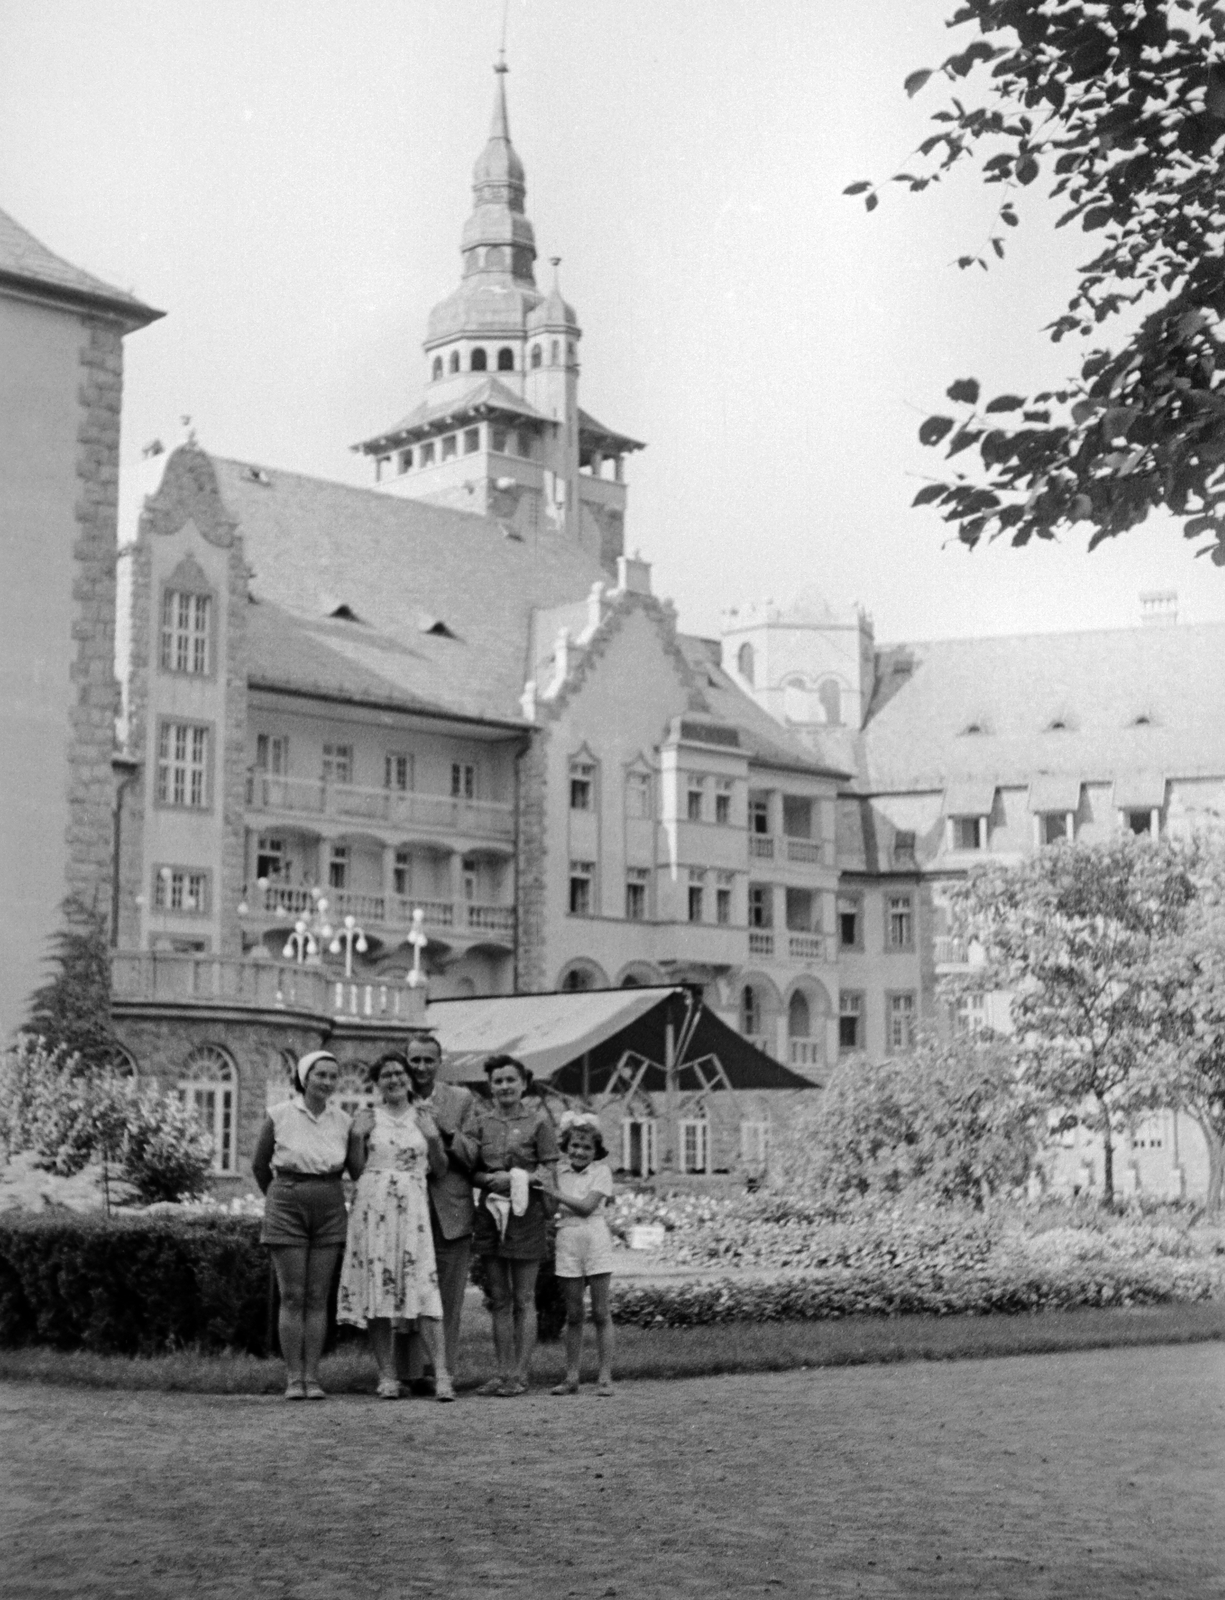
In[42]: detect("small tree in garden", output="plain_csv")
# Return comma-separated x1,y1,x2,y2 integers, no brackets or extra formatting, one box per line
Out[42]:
768,1033,1036,1211
25,896,121,1068
945,839,1197,1204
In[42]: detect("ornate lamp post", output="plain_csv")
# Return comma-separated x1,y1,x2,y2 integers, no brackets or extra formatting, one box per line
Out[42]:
406,907,428,988
329,913,368,978
282,889,333,966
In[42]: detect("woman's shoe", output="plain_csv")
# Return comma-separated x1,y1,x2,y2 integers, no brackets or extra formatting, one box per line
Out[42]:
550,1380,579,1396
376,1377,401,1400
595,1379,616,1398
476,1376,506,1396
497,1378,528,1397
303,1382,327,1401
434,1378,456,1403
283,1380,307,1401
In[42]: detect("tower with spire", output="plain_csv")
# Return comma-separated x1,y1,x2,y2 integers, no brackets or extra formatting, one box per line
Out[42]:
354,58,643,573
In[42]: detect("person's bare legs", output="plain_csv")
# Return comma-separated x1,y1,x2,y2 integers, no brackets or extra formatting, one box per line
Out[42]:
509,1259,540,1388
552,1276,585,1393
483,1258,514,1389
414,1314,453,1398
588,1273,614,1392
270,1246,308,1388
301,1244,343,1390
368,1318,396,1385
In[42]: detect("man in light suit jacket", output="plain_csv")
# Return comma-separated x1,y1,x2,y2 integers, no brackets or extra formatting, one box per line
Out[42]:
399,1032,478,1388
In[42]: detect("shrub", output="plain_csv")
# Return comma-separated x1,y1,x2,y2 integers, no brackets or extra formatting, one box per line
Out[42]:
0,1214,270,1355
120,1086,213,1203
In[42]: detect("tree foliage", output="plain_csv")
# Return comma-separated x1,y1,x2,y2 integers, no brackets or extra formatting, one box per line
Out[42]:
850,1,1225,560
945,838,1198,1202
24,896,120,1068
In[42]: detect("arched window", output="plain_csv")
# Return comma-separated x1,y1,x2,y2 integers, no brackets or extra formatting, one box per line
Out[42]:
470,347,487,372
179,1046,237,1174
432,356,443,381
562,968,592,992
530,345,542,370
737,643,755,687
551,340,560,365
788,991,811,1038
741,984,761,1037
497,347,515,372
448,351,460,375
818,680,841,725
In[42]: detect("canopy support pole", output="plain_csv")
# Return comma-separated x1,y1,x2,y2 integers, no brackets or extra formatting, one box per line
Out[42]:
661,1014,678,1173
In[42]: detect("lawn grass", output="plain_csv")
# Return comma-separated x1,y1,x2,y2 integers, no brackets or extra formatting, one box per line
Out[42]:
2,1298,1222,1395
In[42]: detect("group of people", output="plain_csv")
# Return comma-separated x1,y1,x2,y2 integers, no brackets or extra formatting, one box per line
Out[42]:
251,1035,616,1400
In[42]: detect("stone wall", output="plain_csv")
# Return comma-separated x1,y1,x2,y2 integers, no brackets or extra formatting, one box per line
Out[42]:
515,731,549,992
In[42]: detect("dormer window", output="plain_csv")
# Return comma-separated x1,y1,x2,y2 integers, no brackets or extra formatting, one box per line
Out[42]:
497,347,515,371
470,347,487,372
551,340,560,365
448,351,460,374
530,344,542,369
432,357,443,381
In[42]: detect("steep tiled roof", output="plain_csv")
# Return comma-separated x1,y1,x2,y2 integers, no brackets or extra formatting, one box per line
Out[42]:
861,623,1225,793
678,637,850,779
213,456,606,723
0,207,161,325
357,377,548,451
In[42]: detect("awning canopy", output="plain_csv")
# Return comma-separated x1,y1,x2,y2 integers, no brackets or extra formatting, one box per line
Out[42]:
1028,773,1082,813
1112,772,1166,811
942,779,997,817
425,985,816,1094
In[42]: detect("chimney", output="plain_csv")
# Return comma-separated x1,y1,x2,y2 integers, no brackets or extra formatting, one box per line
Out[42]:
1140,591,1178,627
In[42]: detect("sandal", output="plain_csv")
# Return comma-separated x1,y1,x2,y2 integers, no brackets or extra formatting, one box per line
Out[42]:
376,1377,401,1400
303,1382,327,1401
284,1380,307,1401
476,1377,506,1396
550,1380,579,1396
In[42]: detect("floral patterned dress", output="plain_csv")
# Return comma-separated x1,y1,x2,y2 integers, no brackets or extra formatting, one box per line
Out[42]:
337,1107,443,1327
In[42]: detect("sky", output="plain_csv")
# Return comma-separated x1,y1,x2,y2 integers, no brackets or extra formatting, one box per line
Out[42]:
2,0,1222,647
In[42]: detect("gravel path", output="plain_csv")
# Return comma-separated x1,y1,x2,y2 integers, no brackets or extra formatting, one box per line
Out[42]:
4,1342,1223,1598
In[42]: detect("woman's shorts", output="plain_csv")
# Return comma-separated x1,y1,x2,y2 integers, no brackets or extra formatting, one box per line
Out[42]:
473,1192,549,1261
554,1219,615,1279
261,1174,349,1247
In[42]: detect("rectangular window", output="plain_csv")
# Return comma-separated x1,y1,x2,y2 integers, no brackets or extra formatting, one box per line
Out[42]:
887,992,916,1052
516,431,534,459
419,441,436,466
569,861,594,916
321,744,352,785
160,590,211,676
441,434,457,461
893,830,917,865
393,848,411,897
491,426,508,454
688,871,705,923
740,1121,769,1166
156,722,209,808
785,888,815,932
838,895,861,949
625,771,652,818
1126,809,1156,837
153,867,209,914
1041,812,1070,845
716,886,732,925
256,835,285,881
463,427,480,455
570,761,594,810
451,763,476,800
749,797,770,835
715,781,732,826
462,857,479,902
625,867,648,922
953,993,987,1036
384,753,412,791
782,796,812,839
397,448,412,474
255,733,289,775
839,991,863,1052
686,780,704,823
887,894,914,950
748,884,772,928
328,845,349,890
680,1119,709,1175
951,815,983,851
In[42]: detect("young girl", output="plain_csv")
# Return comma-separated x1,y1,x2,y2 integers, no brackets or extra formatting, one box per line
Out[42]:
550,1111,615,1397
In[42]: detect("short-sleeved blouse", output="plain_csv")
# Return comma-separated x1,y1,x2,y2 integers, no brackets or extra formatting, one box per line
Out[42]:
267,1098,352,1174
471,1100,558,1175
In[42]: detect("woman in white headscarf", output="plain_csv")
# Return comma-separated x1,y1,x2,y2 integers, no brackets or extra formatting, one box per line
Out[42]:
252,1050,366,1399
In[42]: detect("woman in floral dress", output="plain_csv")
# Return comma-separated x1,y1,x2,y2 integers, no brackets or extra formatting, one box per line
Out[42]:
338,1051,454,1400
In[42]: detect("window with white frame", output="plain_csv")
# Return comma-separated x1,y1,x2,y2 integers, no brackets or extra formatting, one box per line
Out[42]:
620,1117,657,1176
716,870,733,926
393,848,411,896
160,589,211,675
179,1046,237,1174
153,866,209,914
886,894,914,950
741,984,762,1037
451,762,476,800
838,895,862,949
625,867,648,922
686,778,705,823
715,780,733,826
839,990,863,1052
328,845,349,889
462,857,479,902
385,753,412,791
570,760,595,811
740,1121,769,1166
953,992,987,1035
322,744,352,784
950,815,985,851
255,733,289,775
1039,811,1072,845
256,835,285,881
625,770,652,818
749,796,770,835
569,861,594,916
749,883,772,928
157,722,209,808
680,1116,709,1174
887,992,916,1052
687,869,706,923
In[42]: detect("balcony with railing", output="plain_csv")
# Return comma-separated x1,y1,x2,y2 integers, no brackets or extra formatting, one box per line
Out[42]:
246,773,514,843
248,884,515,946
111,952,427,1025
934,935,970,969
749,834,829,868
788,1038,823,1069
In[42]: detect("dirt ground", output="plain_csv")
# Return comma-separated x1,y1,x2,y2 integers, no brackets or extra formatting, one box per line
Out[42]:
3,1342,1223,1600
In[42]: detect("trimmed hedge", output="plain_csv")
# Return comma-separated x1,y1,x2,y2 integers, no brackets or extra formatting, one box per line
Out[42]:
0,1214,270,1355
